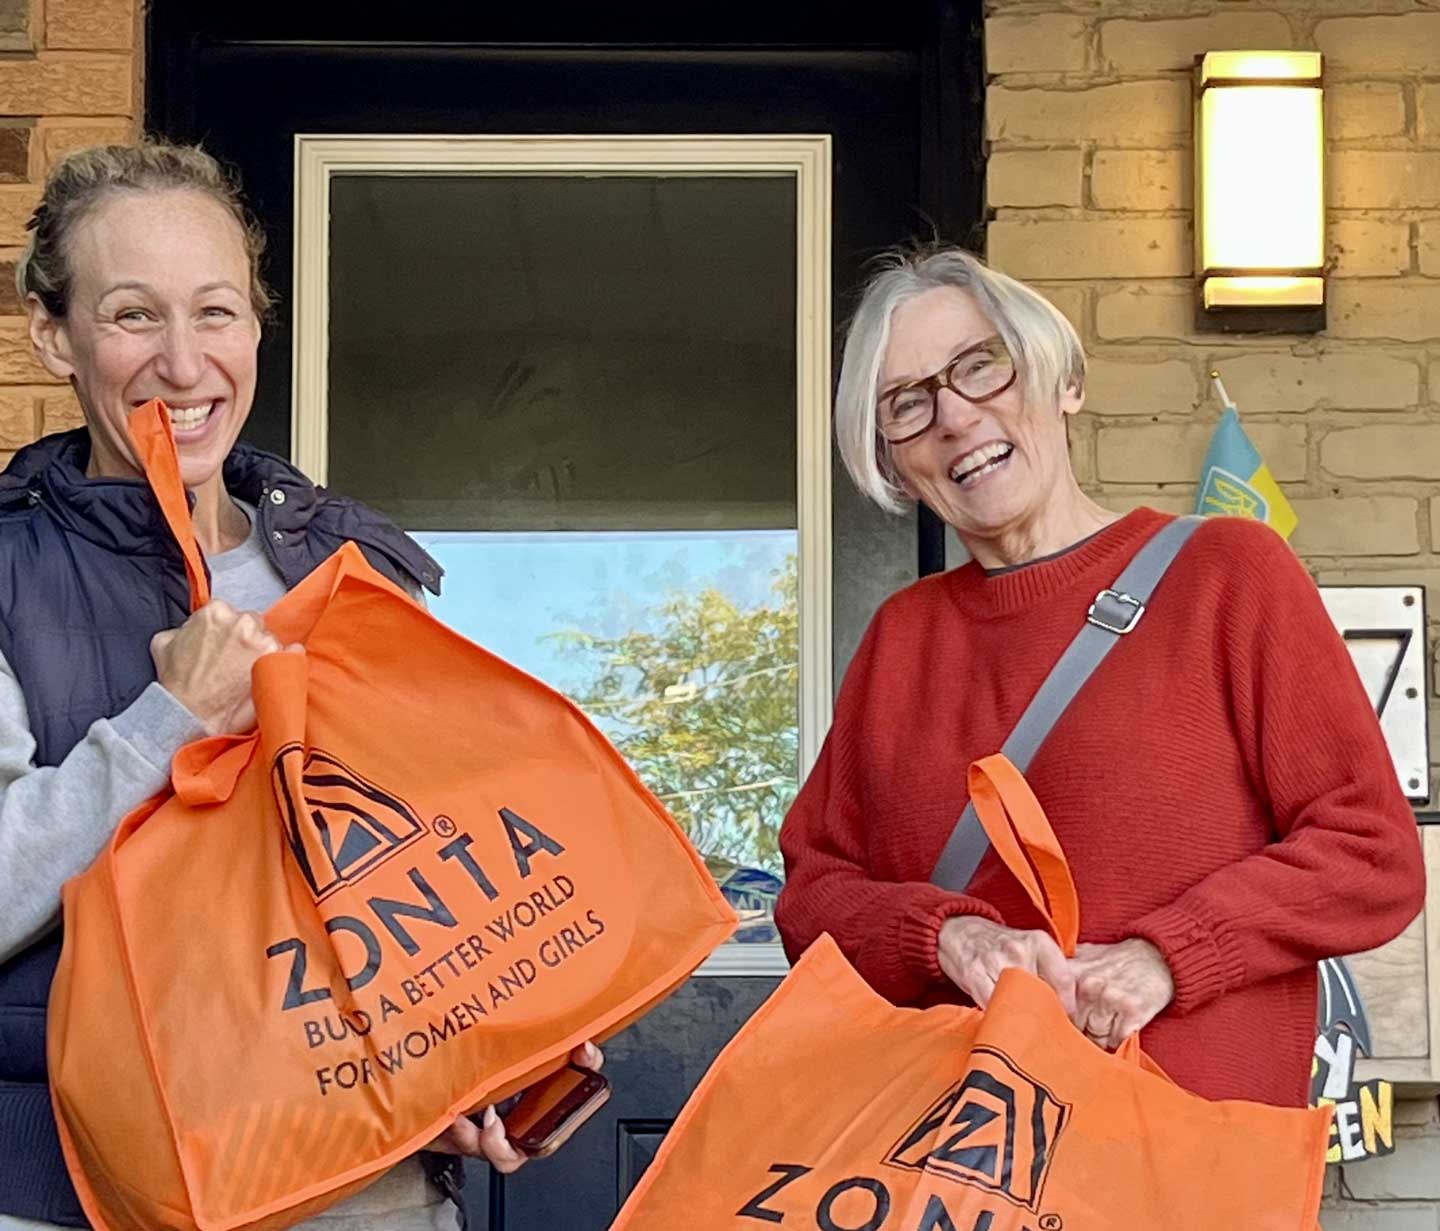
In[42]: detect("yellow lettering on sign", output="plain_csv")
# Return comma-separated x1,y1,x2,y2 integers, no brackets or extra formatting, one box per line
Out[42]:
1316,1097,1341,1164
1360,1083,1394,1155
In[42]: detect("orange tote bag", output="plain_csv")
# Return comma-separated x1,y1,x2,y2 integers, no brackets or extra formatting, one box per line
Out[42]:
611,754,1331,1231
47,402,737,1231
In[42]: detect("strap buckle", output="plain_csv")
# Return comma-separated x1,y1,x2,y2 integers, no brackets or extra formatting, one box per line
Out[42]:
1087,588,1145,635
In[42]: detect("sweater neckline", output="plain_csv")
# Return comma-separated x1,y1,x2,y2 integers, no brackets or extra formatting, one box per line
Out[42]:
945,507,1173,620
982,523,1106,576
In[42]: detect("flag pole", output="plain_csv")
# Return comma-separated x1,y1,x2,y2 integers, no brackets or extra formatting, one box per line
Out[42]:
1210,370,1237,413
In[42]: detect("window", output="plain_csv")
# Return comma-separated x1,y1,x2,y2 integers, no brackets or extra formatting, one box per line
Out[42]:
294,135,832,972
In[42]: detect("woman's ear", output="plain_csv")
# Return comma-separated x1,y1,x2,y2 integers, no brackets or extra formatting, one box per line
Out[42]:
1058,380,1085,418
27,294,77,382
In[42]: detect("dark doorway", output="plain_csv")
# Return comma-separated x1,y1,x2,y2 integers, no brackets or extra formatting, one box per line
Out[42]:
145,6,984,1227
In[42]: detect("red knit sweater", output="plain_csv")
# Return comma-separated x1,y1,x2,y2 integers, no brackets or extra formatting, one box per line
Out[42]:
775,508,1425,1107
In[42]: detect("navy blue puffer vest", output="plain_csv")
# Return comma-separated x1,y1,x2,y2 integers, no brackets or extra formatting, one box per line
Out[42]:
0,430,441,1223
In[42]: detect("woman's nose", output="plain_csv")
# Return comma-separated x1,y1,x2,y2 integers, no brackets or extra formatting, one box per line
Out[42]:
932,386,981,438
153,323,206,388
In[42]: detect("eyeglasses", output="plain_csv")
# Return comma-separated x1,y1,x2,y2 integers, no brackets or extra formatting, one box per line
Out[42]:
876,336,1018,444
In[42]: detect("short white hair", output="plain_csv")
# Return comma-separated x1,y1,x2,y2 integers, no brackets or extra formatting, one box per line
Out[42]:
835,246,1086,513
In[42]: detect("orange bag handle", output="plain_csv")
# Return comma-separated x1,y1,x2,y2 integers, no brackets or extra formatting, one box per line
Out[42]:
966,754,1080,957
169,732,259,806
127,399,257,807
127,400,211,611
968,756,1174,1069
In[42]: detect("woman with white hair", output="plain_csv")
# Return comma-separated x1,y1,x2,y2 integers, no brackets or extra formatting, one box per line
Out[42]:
774,245,1424,1106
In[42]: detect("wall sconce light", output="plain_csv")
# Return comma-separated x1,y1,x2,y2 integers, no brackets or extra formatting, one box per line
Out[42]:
1195,51,1325,333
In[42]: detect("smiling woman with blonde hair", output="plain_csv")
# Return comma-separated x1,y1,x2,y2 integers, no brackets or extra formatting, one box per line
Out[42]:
0,140,599,1231
775,244,1424,1108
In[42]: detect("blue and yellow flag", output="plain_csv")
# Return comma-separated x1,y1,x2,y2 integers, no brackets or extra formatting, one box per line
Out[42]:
1195,380,1298,540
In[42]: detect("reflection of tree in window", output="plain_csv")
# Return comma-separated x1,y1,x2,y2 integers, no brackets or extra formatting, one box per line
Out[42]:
555,556,798,877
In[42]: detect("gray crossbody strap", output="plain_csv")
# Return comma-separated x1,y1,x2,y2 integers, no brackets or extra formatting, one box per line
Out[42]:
930,516,1205,892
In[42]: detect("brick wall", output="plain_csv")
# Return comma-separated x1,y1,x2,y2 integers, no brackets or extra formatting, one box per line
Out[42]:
983,3,1440,1224
0,0,137,465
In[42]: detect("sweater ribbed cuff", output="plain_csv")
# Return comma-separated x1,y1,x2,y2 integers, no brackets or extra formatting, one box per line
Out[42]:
1130,901,1246,1017
898,892,1003,988
107,683,209,773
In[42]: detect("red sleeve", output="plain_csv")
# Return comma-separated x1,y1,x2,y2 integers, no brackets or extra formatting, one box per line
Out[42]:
774,611,1001,1005
1131,520,1426,1015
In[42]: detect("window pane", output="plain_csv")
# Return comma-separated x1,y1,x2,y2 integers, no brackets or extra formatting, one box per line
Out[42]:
327,174,796,531
413,529,793,944
327,171,801,945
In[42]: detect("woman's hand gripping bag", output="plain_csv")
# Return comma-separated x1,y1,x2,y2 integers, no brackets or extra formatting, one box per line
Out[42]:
610,755,1332,1231
46,403,737,1231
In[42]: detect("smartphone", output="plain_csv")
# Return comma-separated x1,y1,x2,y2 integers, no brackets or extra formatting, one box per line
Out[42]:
499,1063,611,1158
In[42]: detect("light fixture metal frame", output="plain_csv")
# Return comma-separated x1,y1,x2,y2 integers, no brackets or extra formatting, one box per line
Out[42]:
1193,51,1327,335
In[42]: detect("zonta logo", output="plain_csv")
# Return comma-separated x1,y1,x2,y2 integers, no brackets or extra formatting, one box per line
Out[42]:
272,744,426,900
887,1047,1069,1212
736,1049,1069,1231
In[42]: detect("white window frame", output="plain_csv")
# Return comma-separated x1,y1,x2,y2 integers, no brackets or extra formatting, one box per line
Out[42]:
292,133,833,976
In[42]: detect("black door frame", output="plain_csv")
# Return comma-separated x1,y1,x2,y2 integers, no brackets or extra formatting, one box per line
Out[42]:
145,0,984,581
